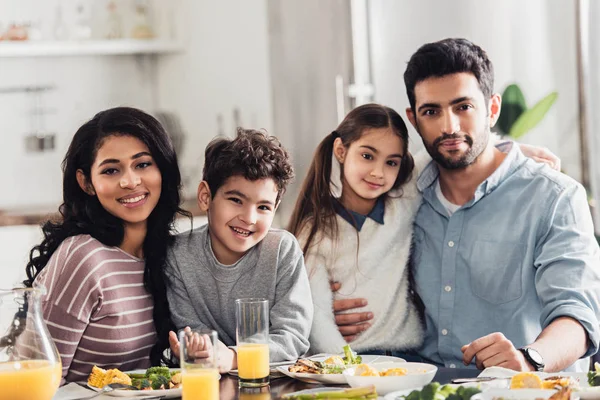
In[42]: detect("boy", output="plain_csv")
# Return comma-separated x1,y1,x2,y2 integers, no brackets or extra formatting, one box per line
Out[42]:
165,128,312,371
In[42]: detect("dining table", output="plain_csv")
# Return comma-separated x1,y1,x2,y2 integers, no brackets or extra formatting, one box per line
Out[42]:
55,367,481,399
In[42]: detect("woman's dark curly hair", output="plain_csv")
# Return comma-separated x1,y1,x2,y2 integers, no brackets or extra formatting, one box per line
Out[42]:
203,127,294,202
24,106,190,366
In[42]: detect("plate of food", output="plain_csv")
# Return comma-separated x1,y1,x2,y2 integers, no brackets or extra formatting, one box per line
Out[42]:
486,369,595,399
343,362,437,395
87,365,183,398
276,345,406,384
471,388,569,400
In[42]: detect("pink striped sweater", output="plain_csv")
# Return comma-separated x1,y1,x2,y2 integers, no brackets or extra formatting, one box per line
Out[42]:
34,234,157,384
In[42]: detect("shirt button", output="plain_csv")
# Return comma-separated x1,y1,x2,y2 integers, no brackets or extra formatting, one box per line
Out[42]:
448,241,455,247
444,285,452,292
441,329,448,336
449,363,456,368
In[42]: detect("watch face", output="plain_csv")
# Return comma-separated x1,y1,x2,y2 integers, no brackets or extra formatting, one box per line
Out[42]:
525,348,544,366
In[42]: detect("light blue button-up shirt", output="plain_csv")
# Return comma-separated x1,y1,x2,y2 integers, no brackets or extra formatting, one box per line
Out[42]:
413,143,600,371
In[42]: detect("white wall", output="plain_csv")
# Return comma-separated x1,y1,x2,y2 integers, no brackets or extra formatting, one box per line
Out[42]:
369,0,581,180
0,0,168,209
156,0,274,200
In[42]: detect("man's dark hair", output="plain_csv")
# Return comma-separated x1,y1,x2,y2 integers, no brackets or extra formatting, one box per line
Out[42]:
202,127,294,203
404,38,494,111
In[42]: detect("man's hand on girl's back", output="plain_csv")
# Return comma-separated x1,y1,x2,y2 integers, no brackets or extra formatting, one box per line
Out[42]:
330,281,374,342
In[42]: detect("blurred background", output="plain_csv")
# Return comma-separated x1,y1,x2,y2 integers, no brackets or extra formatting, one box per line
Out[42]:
1,0,598,286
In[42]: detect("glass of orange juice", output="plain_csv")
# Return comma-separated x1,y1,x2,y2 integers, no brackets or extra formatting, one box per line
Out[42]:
179,329,220,400
0,287,62,400
235,298,269,388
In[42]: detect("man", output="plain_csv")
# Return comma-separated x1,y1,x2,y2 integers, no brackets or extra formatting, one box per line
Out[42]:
335,38,600,372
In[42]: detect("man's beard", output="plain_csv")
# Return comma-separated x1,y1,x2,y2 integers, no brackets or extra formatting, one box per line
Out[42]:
422,129,489,170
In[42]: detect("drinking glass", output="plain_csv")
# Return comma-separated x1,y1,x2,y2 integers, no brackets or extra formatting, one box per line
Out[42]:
235,298,269,387
179,329,219,400
0,287,61,400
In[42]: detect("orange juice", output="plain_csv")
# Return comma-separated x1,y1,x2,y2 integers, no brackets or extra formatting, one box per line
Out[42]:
0,359,61,400
237,343,269,379
182,368,219,400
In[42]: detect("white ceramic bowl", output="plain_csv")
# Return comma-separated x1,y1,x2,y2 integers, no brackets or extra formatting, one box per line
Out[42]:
342,362,437,395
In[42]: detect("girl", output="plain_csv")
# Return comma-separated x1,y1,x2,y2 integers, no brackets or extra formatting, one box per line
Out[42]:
24,107,189,383
288,103,424,355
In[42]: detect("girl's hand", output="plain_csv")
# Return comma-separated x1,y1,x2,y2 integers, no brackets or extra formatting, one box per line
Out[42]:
519,143,561,171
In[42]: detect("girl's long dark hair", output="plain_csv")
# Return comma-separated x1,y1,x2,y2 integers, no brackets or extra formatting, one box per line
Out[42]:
288,103,414,255
24,107,190,366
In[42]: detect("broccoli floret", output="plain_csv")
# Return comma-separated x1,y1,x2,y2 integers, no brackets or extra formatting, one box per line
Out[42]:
151,375,170,390
131,378,151,390
145,366,171,379
140,379,151,390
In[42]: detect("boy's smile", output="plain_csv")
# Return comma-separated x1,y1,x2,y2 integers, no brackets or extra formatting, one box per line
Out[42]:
198,175,279,265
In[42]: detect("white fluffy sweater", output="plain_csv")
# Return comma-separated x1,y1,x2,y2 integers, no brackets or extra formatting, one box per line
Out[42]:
299,152,429,354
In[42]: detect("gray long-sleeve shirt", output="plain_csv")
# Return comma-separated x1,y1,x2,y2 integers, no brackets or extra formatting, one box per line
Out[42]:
165,224,313,362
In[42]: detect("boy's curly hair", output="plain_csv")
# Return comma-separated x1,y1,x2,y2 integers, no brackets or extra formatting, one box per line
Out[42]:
202,127,294,202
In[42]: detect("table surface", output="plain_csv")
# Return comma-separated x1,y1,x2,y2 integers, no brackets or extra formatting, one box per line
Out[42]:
214,367,481,399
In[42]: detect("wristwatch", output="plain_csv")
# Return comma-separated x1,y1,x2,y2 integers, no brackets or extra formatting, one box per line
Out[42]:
519,347,545,371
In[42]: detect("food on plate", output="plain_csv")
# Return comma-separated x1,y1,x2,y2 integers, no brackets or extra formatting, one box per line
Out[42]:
87,365,132,387
323,355,345,366
87,365,181,390
355,364,379,377
342,344,362,365
288,345,362,374
289,358,324,374
510,372,543,389
352,364,408,377
542,376,576,389
589,362,600,386
283,385,377,399
548,387,572,400
380,367,408,376
400,382,481,400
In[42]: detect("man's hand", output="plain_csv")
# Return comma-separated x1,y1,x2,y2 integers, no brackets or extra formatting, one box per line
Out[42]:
519,143,561,171
461,332,534,371
331,281,373,342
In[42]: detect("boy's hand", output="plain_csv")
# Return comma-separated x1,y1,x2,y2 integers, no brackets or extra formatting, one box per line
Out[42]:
330,281,373,342
169,327,212,360
217,343,237,373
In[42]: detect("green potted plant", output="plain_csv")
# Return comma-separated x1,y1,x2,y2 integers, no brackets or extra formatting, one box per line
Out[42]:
495,84,558,139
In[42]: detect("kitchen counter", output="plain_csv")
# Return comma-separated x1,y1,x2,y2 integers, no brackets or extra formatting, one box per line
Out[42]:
0,198,205,227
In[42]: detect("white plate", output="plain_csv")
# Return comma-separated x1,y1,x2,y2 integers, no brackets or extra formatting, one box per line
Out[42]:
87,369,182,399
343,362,437,395
472,388,559,400
275,354,406,385
542,373,600,400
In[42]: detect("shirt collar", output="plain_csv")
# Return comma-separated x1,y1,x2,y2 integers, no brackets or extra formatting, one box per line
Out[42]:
417,142,527,206
333,196,385,231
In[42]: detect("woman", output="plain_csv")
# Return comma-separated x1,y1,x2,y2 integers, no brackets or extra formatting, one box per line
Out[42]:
24,107,189,383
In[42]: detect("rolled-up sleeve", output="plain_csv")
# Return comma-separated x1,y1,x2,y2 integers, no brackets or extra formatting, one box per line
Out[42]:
535,183,600,357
